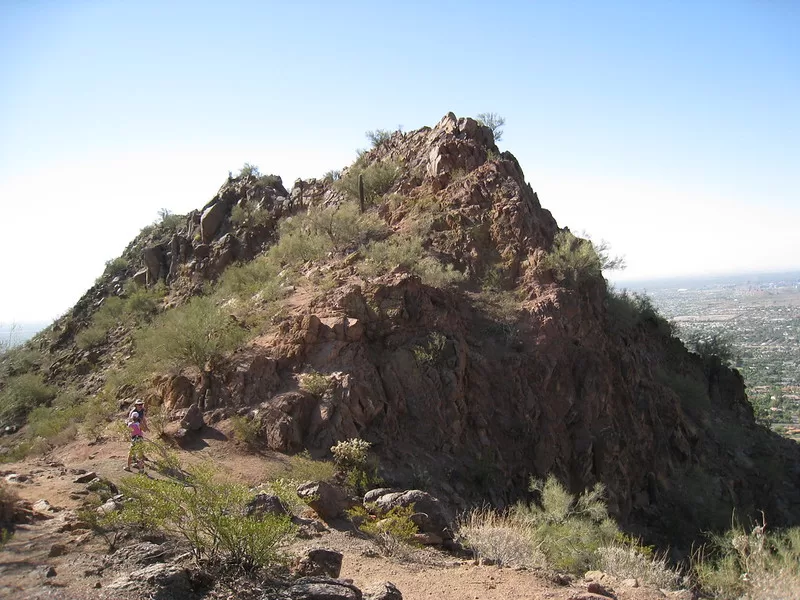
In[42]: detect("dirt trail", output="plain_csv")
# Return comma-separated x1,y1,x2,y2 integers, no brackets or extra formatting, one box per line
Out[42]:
1,431,688,600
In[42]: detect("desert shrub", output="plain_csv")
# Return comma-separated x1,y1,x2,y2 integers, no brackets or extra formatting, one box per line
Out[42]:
457,507,546,568
134,296,246,372
412,332,447,366
348,503,419,557
0,344,47,380
26,389,84,440
687,332,736,367
505,475,621,574
117,464,296,569
335,160,400,205
692,522,800,600
606,289,675,338
322,170,341,182
231,414,261,448
598,544,681,589
104,256,129,278
75,324,108,349
476,112,505,142
0,481,19,526
540,230,624,288
298,371,331,397
81,394,119,441
331,438,379,493
217,256,284,302
231,203,273,228
360,235,464,288
0,372,57,424
366,129,394,147
238,163,260,178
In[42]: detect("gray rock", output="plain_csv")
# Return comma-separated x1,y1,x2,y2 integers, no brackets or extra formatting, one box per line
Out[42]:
364,582,402,600
181,403,204,431
370,489,452,539
294,548,343,578
200,201,227,244
287,578,362,600
296,481,353,521
73,471,97,484
246,493,290,519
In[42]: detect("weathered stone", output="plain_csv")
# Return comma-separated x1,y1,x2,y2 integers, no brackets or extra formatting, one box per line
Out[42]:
296,481,353,520
96,499,121,515
245,493,289,519
369,490,452,539
107,563,191,596
364,582,402,600
293,548,343,578
412,532,443,545
621,578,639,588
33,499,56,513
48,543,68,557
586,581,614,598
200,201,227,244
5,473,27,483
181,403,204,431
73,472,97,484
287,578,362,600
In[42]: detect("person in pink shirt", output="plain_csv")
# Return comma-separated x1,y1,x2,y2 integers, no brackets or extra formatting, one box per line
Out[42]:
125,411,145,472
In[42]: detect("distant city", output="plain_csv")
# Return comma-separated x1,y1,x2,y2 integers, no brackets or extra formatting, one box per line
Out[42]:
620,270,800,439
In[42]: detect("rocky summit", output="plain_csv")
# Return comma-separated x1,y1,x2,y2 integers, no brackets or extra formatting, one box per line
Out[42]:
4,112,800,561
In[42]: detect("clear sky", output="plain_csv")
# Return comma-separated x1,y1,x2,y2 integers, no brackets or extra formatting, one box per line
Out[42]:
1,0,798,324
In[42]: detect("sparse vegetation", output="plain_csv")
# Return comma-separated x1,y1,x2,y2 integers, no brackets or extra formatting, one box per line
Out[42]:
412,332,447,366
366,129,394,147
115,464,296,570
359,235,465,287
687,332,737,366
458,475,673,581
331,438,379,493
692,520,800,599
298,371,331,397
231,202,273,228
133,295,246,373
335,159,400,205
606,288,676,338
0,372,57,425
231,414,261,448
540,230,625,288
349,503,420,557
476,112,505,142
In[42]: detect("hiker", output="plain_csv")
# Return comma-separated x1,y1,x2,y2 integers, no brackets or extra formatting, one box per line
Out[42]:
125,411,146,472
129,399,148,433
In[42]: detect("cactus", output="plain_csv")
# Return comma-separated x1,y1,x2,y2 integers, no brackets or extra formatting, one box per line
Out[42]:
358,173,365,213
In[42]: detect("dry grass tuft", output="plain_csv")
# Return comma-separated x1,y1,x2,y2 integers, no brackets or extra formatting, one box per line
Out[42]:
457,507,546,569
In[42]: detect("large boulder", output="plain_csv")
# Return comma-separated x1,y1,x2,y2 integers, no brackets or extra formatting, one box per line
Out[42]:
367,489,452,540
180,403,204,431
293,548,343,578
364,582,403,600
200,201,227,244
246,493,289,519
296,481,354,521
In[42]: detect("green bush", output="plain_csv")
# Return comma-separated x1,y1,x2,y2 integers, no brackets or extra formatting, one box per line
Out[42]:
0,372,57,424
350,503,420,556
75,324,108,349
335,160,400,205
217,256,284,302
104,256,129,278
76,285,164,350
117,464,296,569
692,522,800,599
231,203,273,228
412,332,447,366
458,475,649,577
687,332,736,367
134,296,246,372
366,129,394,147
331,438,380,493
359,235,464,288
298,371,331,397
231,415,261,448
541,231,624,288
606,289,675,337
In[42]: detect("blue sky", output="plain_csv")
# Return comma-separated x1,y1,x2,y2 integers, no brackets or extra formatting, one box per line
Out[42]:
1,0,798,323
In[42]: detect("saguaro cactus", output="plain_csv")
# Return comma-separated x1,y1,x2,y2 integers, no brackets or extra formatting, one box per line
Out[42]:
358,173,365,213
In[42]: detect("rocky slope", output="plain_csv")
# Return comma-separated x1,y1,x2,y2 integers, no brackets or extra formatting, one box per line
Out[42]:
8,112,800,552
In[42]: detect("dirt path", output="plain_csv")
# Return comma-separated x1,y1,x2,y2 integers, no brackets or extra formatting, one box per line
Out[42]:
1,432,689,600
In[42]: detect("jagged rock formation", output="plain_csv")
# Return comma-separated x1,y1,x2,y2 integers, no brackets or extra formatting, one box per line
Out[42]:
19,113,800,551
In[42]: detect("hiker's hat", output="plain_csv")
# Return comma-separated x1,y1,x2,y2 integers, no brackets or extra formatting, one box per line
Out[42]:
134,399,144,405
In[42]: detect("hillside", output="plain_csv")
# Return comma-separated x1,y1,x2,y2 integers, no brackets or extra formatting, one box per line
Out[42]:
1,113,799,598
